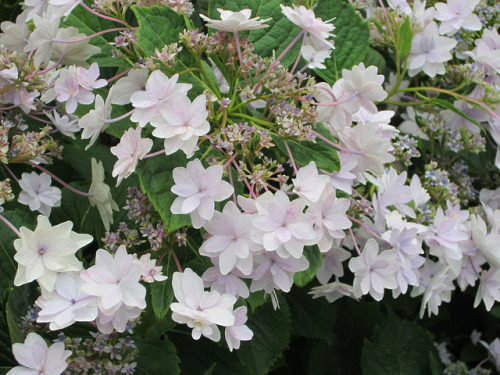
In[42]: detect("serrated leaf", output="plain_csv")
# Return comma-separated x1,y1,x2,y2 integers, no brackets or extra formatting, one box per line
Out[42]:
361,315,438,375
238,298,292,375
286,287,336,343
132,6,186,56
271,132,339,172
398,17,413,58
136,335,181,375
293,245,321,287
62,5,130,69
208,0,301,67
313,0,370,84
136,152,192,234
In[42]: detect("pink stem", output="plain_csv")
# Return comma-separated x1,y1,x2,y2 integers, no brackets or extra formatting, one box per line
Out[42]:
283,140,298,174
231,159,255,199
105,108,136,123
107,67,134,83
25,55,64,81
311,130,364,155
80,2,130,27
234,31,249,86
171,249,183,272
0,213,21,237
348,215,389,244
349,227,362,256
143,149,165,159
52,28,126,43
27,162,94,197
0,105,16,111
227,165,238,205
290,32,307,75
24,113,53,124
4,164,19,183
312,92,358,106
223,152,237,168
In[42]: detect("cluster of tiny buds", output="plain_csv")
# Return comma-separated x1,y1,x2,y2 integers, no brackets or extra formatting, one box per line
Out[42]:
6,125,62,164
450,160,478,204
160,0,194,17
0,178,15,210
61,322,138,374
111,28,138,48
392,134,421,166
93,0,134,14
236,157,285,190
424,161,460,205
152,43,182,68
103,222,144,253
272,99,317,140
19,305,45,335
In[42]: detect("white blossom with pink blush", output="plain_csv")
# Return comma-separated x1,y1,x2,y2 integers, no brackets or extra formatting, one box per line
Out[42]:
35,272,98,330
45,110,79,138
309,280,357,303
110,69,148,105
314,82,353,134
80,246,146,317
135,253,168,283
53,67,94,114
328,152,357,194
316,245,351,284
348,238,400,301
307,185,351,252
7,332,71,375
202,264,250,299
280,4,335,49
78,92,113,149
200,8,271,32
252,191,316,259
474,269,500,311
96,305,142,334
77,62,107,91
464,28,500,75
292,161,329,204
408,22,457,77
170,158,233,229
13,215,92,294
130,71,192,127
18,171,61,217
434,0,481,36
150,94,210,158
225,306,253,351
171,268,236,342
250,251,309,294
111,127,153,186
200,201,260,275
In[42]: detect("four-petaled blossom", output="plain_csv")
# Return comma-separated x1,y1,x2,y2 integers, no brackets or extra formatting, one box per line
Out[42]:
18,172,61,217
111,127,153,186
13,215,92,293
171,268,236,342
171,158,233,228
8,332,71,375
200,8,271,32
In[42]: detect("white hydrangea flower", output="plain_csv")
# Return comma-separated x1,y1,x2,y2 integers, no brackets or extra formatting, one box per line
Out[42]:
18,171,61,217
88,158,119,231
200,8,271,32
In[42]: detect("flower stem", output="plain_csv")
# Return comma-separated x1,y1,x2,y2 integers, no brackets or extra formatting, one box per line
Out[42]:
25,55,64,81
26,162,93,197
349,227,362,256
143,149,165,159
234,31,249,86
107,67,134,83
310,130,363,155
171,249,183,272
4,164,19,183
284,140,298,174
227,165,238,205
105,108,136,123
0,213,21,237
80,2,131,27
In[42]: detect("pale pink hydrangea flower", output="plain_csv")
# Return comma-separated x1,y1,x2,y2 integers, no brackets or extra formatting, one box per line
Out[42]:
111,127,153,186
316,245,351,284
88,158,119,231
35,272,98,330
8,332,71,375
348,238,400,301
314,82,353,134
292,161,330,204
202,264,250,299
150,94,210,158
200,8,271,32
45,110,79,138
309,280,357,303
130,71,192,127
109,69,148,105
252,191,316,259
464,28,500,75
96,305,142,334
408,22,457,77
77,62,107,91
80,246,146,318
18,171,61,217
171,268,236,342
434,0,481,36
474,269,500,311
225,306,253,352
78,93,113,149
280,4,335,49
170,158,233,229
200,201,260,275
135,253,168,283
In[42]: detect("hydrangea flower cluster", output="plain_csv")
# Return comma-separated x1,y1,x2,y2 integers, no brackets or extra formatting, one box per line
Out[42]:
1,0,500,373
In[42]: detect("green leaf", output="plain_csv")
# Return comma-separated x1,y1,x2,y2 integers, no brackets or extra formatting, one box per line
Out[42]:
6,284,38,345
0,210,36,299
208,0,301,67
398,17,413,58
0,310,15,368
150,279,174,321
361,315,438,375
238,298,292,375
313,0,370,84
271,132,339,172
136,335,181,375
286,287,336,343
293,245,321,287
308,335,345,375
363,48,386,73
136,152,192,234
132,5,187,56
62,5,130,69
